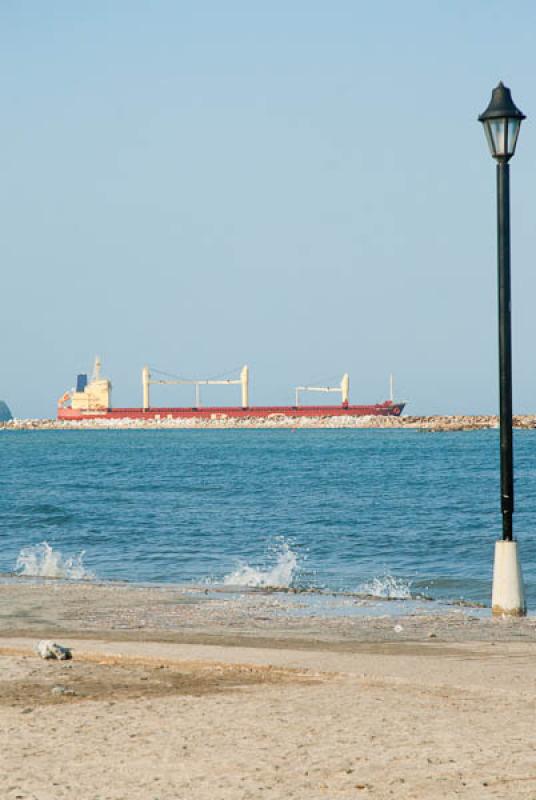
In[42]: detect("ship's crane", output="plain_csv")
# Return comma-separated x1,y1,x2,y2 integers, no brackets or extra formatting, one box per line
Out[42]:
295,373,350,407
142,365,249,410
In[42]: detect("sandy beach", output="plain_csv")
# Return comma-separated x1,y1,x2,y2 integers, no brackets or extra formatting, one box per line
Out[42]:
2,581,536,799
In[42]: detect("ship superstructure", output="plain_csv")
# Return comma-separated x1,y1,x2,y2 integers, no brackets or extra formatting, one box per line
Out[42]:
62,357,112,413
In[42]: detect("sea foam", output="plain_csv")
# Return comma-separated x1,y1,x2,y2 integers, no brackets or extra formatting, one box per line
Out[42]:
15,541,95,580
357,574,413,600
223,540,298,588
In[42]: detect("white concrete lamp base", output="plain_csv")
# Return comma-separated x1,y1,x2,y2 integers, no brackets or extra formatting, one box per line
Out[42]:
491,540,526,617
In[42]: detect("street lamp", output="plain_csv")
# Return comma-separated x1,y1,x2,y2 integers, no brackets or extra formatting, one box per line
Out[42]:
479,82,526,616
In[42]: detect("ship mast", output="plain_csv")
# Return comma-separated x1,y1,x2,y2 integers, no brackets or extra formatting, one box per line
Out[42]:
93,356,102,382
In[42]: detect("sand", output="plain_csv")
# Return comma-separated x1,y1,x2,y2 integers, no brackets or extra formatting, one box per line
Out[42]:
2,581,536,799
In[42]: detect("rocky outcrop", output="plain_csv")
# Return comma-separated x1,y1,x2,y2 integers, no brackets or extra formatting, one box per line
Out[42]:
0,401,12,422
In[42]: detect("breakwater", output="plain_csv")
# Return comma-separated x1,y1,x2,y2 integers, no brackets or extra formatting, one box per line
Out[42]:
2,414,536,430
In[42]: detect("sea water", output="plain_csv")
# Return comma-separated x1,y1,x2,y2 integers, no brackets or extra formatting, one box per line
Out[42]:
1,428,536,608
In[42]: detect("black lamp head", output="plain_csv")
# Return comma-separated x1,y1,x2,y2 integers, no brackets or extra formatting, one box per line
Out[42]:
479,82,526,161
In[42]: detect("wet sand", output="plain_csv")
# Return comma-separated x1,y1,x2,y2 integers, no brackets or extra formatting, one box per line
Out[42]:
2,580,536,799
2,579,536,645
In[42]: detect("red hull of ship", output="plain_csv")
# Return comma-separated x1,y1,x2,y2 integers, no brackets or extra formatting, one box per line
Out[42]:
58,402,405,421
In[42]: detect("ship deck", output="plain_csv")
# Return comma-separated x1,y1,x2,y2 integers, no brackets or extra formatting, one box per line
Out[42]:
57,403,405,421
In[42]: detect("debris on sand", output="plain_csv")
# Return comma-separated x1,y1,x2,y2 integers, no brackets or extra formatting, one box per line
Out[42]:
36,641,72,660
51,685,76,696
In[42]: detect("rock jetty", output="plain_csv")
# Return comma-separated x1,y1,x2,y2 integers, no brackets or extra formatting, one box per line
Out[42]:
1,415,536,431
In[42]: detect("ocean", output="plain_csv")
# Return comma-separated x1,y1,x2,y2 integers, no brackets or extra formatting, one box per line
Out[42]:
1,428,535,609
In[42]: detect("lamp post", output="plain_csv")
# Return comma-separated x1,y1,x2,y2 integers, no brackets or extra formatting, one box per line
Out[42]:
479,81,526,616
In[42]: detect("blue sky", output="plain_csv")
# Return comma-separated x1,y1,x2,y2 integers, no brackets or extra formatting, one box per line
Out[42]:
1,1,536,417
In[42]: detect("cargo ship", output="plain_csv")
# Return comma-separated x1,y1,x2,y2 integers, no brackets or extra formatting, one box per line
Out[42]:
57,358,405,421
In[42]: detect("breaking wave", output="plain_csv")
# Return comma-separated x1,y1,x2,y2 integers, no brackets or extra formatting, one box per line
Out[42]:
357,574,413,600
15,541,95,581
223,540,299,588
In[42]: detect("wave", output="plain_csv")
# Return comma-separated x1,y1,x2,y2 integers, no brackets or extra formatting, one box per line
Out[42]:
222,540,298,588
356,574,413,600
15,541,95,581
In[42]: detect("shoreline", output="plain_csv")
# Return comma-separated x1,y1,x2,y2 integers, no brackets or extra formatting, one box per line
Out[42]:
3,413,536,431
2,579,535,646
